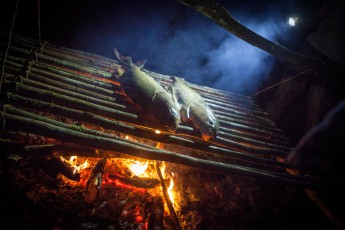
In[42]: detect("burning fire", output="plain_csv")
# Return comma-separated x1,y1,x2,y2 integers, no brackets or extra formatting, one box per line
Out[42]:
126,159,179,211
168,175,175,207
60,156,89,174
128,160,149,176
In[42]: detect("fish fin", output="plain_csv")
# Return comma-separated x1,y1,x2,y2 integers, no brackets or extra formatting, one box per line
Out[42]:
165,84,180,105
164,84,172,94
180,105,190,122
114,48,133,66
136,60,147,69
171,76,185,81
153,76,161,84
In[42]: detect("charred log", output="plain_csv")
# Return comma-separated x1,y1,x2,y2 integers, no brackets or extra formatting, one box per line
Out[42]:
108,173,161,189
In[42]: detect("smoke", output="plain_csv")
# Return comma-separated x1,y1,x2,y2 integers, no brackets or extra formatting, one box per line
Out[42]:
72,0,291,95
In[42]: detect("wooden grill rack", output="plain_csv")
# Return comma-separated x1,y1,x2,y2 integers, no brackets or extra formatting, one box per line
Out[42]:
0,33,318,189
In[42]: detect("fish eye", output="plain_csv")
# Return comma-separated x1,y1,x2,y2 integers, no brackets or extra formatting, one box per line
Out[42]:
170,108,178,118
206,120,215,127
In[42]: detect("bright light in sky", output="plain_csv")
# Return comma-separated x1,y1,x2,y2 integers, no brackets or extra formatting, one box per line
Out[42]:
288,17,296,27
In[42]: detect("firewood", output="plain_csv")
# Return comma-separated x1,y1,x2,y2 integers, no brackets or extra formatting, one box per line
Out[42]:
108,173,161,189
84,158,106,203
146,196,164,230
41,156,81,181
155,161,182,230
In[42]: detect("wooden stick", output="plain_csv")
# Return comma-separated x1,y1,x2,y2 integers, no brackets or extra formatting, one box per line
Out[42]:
1,53,115,92
0,111,319,188
84,158,106,203
175,0,326,72
6,81,139,121
3,103,293,168
155,161,182,230
19,76,121,109
4,90,291,159
107,173,161,189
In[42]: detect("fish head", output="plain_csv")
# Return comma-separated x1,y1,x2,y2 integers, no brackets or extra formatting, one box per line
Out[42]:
199,116,220,141
165,106,181,132
150,97,181,132
190,105,220,140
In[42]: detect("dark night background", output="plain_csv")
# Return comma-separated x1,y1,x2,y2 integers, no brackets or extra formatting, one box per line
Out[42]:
0,0,324,95
1,1,345,229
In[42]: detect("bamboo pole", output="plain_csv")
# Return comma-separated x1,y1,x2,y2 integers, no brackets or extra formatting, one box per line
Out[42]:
217,116,283,138
25,72,116,102
1,43,114,79
218,130,291,152
3,72,291,156
45,42,119,69
2,73,291,157
35,52,113,78
1,54,115,94
42,46,118,72
30,63,116,91
0,111,319,189
7,81,138,119
3,105,159,151
6,78,286,157
3,99,293,168
216,114,278,133
18,77,122,109
214,108,277,127
176,0,326,72
204,97,262,113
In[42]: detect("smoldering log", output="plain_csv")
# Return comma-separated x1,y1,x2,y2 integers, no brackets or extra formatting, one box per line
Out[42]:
108,173,161,189
40,156,81,181
146,196,164,230
0,111,319,189
84,158,107,203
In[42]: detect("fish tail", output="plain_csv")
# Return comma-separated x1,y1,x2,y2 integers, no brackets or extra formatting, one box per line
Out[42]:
114,48,133,66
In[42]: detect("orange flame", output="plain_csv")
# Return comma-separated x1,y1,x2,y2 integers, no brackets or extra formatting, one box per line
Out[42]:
168,175,175,207
155,130,161,134
60,156,89,174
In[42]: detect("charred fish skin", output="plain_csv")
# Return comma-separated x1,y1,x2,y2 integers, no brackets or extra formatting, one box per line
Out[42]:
171,76,220,140
114,49,180,132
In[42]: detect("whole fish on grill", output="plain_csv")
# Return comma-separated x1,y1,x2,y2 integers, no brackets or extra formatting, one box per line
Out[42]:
169,76,220,140
114,49,180,132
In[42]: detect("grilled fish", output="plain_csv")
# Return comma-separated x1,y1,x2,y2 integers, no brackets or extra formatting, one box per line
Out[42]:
114,49,180,132
170,76,220,140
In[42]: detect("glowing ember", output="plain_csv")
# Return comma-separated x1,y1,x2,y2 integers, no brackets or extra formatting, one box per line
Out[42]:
129,161,149,176
60,156,89,174
155,130,161,134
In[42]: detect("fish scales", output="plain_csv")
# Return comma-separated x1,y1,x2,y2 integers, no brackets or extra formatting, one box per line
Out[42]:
114,49,180,132
171,77,220,140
